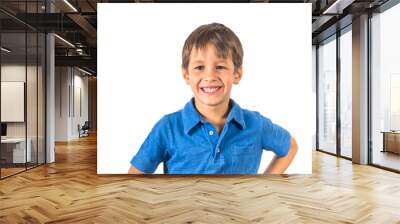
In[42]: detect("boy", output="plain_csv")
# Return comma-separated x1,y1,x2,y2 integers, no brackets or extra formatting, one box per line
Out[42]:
128,23,297,174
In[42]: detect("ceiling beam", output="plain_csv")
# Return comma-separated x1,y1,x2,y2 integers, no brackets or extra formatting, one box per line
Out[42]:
67,13,97,39
322,0,356,14
55,55,96,69
312,15,335,33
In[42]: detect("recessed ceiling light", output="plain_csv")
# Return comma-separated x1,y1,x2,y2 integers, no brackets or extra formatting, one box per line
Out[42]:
78,67,93,76
323,0,355,15
54,34,75,48
63,0,78,12
1,47,11,53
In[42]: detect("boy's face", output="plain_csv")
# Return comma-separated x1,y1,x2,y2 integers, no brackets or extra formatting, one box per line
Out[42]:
182,44,242,110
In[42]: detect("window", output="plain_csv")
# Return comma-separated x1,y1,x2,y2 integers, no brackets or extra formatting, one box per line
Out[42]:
339,28,352,158
371,2,400,171
318,36,337,155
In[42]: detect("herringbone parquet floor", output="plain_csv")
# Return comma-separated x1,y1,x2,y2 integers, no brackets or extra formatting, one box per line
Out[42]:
0,134,400,223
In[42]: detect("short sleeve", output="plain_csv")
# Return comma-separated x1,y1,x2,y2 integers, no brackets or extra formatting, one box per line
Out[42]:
130,116,168,173
260,115,291,157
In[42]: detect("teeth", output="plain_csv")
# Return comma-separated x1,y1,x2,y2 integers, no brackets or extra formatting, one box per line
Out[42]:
202,87,220,93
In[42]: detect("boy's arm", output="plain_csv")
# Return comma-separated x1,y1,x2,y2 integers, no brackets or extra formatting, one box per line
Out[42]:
263,136,298,174
128,165,144,174
128,116,169,174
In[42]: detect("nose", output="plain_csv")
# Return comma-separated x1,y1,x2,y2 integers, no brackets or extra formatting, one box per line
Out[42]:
202,68,219,82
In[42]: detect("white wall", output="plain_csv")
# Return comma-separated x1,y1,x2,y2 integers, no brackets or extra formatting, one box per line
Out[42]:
55,66,69,141
1,65,39,138
55,67,89,141
73,72,89,137
98,4,312,174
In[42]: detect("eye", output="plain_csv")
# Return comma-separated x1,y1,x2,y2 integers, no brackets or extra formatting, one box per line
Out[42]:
194,65,204,70
216,65,226,70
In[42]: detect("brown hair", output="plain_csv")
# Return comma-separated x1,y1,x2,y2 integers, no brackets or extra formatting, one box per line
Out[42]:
182,23,243,71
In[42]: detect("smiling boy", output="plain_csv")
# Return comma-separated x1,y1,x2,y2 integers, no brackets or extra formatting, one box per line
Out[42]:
128,23,297,174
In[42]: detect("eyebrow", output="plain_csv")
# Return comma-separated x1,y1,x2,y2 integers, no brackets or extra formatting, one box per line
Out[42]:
191,60,204,64
191,59,228,64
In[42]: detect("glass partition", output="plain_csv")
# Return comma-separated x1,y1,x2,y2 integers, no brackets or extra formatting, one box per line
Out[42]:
26,0,45,169
317,35,337,155
1,31,28,177
38,32,45,165
371,3,400,171
339,28,352,158
0,1,46,179
27,30,38,169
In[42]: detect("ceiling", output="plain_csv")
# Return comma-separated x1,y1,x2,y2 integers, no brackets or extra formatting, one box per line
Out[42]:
0,0,393,75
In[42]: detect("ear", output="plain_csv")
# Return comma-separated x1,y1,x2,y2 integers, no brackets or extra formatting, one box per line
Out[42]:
182,67,190,85
233,66,243,85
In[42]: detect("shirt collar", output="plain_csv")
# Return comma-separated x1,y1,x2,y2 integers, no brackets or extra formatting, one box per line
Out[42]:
182,98,246,135
182,98,203,135
227,99,246,130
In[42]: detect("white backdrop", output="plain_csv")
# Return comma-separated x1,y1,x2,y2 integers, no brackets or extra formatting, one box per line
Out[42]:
98,3,312,174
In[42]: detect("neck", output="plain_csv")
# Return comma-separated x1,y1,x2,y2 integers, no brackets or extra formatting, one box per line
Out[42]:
194,98,230,131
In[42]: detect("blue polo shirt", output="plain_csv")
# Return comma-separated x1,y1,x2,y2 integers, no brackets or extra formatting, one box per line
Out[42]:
130,98,291,174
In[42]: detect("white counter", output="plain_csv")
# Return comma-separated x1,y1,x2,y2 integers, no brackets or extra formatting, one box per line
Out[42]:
1,138,32,163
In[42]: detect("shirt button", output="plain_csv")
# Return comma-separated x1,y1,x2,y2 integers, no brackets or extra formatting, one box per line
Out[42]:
216,147,220,153
209,130,214,136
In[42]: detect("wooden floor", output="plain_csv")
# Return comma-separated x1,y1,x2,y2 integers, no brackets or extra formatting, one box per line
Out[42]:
0,167,26,178
1,163,44,178
1,134,400,223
